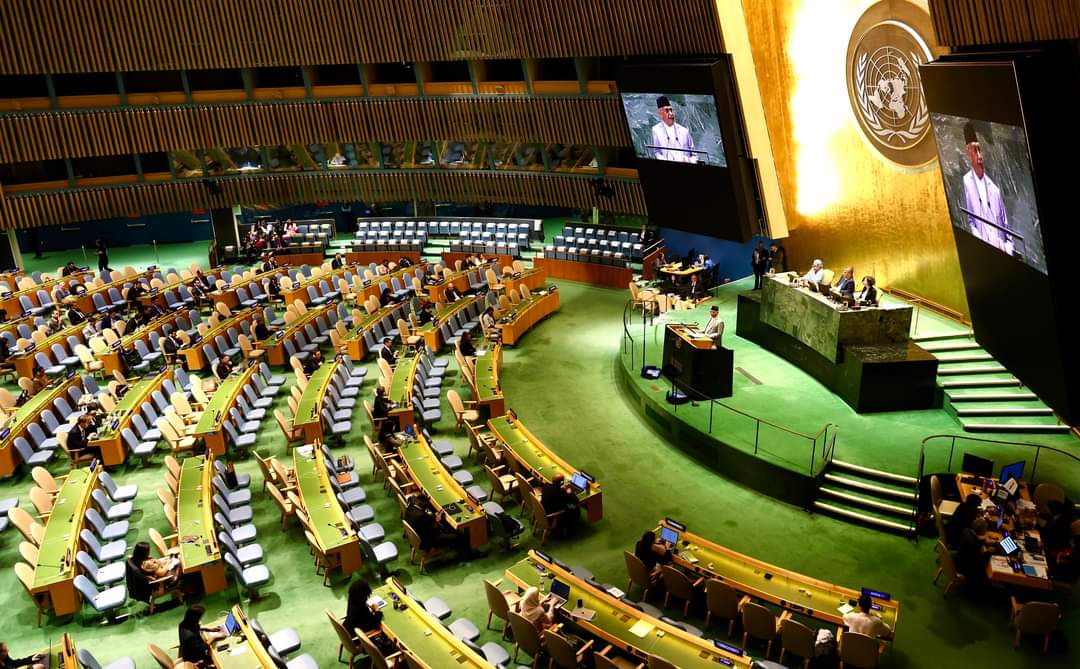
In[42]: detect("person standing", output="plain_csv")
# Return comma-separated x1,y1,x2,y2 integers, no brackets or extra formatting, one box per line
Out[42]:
751,240,769,290
702,305,724,346
650,96,697,163
95,239,113,273
961,122,1011,254
769,241,787,273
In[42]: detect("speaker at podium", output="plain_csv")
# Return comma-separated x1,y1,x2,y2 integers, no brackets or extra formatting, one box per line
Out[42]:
662,324,734,399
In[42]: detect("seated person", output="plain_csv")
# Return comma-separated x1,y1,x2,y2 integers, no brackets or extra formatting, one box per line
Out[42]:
46,310,64,336
398,256,413,268
458,331,477,358
61,261,80,277
0,642,45,669
1050,535,1080,583
1042,499,1076,554
834,267,856,297
66,414,101,460
330,254,345,270
126,541,181,604
379,287,394,307
945,494,983,548
480,307,498,341
842,593,894,641
541,473,581,533
302,348,324,376
634,531,672,577
377,418,403,453
404,496,461,552
444,284,463,303
193,270,215,292
29,366,50,394
372,386,397,428
213,355,233,381
178,605,225,668
66,304,88,326
684,273,705,301
857,276,878,305
252,314,271,341
702,305,724,346
344,578,383,634
161,331,181,364
802,259,825,285
517,586,556,632
954,517,993,590
379,339,397,366
415,301,434,326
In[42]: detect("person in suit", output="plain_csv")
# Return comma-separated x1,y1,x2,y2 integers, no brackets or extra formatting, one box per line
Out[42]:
193,270,214,292
702,305,724,346
61,261,80,277
857,276,878,305
459,331,477,358
404,496,460,552
252,314,271,341
379,286,394,307
66,414,101,460
259,254,277,273
0,642,46,669
302,348,324,376
372,386,396,428
330,253,345,270
444,284,463,303
834,267,856,298
213,355,233,381
684,273,705,301
161,331,181,364
379,338,397,367
541,473,581,534
751,241,769,290
65,303,87,326
377,418,403,453
416,301,434,326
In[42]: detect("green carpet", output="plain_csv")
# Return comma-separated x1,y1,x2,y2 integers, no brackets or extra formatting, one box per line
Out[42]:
1,241,1078,668
17,241,213,278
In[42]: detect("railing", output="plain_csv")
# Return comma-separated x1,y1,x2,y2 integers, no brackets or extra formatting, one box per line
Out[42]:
913,433,1080,542
883,285,970,333
621,298,837,477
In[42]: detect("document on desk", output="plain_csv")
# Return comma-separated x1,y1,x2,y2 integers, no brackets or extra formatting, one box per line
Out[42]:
837,603,855,616
629,620,655,638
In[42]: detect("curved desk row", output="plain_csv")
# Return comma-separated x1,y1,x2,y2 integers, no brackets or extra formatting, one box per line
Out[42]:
192,365,258,456
178,454,227,595
256,303,334,366
342,303,407,361
293,361,341,443
292,444,362,577
397,433,488,550
0,375,82,477
180,307,258,371
31,465,99,616
496,288,560,346
470,344,503,418
91,369,172,466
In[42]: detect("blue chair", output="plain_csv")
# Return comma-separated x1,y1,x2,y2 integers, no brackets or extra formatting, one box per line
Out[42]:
35,351,65,376
72,576,127,620
131,414,161,443
223,553,270,595
74,649,135,669
79,528,127,562
85,507,129,541
107,288,124,308
224,421,257,452
14,437,54,466
99,471,138,501
121,427,156,463
215,512,257,545
260,362,285,387
75,551,125,587
27,423,59,451
92,293,110,313
91,489,132,520
306,286,327,306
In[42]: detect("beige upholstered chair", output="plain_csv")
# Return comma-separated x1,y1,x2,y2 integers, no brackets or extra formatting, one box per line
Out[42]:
932,540,966,597
1011,597,1061,654
661,564,701,616
779,617,816,668
740,601,782,658
838,630,881,668
705,578,740,637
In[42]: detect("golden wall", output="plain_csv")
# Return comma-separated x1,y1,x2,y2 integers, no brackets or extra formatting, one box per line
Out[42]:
740,0,969,316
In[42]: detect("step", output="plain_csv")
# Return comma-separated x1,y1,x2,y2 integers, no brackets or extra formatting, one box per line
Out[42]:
919,341,982,353
931,353,994,363
960,421,1071,434
954,406,1055,417
937,365,1008,376
818,488,915,517
947,391,1039,402
812,501,913,533
831,460,917,485
941,378,1022,389
912,332,974,343
822,474,916,502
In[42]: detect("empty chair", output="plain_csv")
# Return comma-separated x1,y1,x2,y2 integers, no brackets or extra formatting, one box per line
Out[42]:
705,579,740,637
73,575,127,620
85,507,129,541
99,471,138,501
223,552,271,594
92,488,133,520
14,436,55,467
779,617,816,669
1010,597,1061,654
741,601,782,658
80,528,127,562
76,550,127,587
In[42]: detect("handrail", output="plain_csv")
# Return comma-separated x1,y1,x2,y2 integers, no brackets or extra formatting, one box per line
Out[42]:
622,298,837,478
913,433,1080,542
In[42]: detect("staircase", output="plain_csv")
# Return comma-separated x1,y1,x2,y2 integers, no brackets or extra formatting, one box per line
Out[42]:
813,460,918,535
915,332,1070,435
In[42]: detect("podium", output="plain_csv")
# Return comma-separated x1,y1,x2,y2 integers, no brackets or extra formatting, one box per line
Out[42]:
662,324,734,399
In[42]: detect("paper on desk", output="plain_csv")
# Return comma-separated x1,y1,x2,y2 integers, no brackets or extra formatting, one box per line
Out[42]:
837,603,855,615
228,646,248,656
606,586,626,599
629,620,655,638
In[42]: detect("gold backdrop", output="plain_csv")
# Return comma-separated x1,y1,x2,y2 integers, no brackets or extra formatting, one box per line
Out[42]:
738,0,969,317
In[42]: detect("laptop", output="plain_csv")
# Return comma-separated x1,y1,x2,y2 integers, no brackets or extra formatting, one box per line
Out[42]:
999,535,1020,558
224,611,241,635
570,473,589,493
548,579,570,608
659,526,680,546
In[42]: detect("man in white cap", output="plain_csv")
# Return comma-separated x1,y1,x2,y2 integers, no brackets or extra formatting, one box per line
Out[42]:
961,121,1012,255
650,95,697,163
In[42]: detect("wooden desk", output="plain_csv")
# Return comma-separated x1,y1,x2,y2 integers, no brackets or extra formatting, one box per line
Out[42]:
98,310,183,374
534,258,631,289
376,577,496,668
180,308,258,371
659,262,704,278
293,362,339,443
504,551,752,668
503,266,548,294
11,321,85,378
292,444,362,577
281,266,352,306
275,251,330,267
656,519,901,628
398,433,488,549
497,289,560,346
212,269,279,311
955,475,1052,590
256,303,333,366
1,376,81,478
417,295,482,351
73,270,154,315
178,455,227,595
345,250,421,267
31,467,98,616
91,370,170,466
471,345,504,417
486,413,602,523
388,352,421,430
192,366,257,456
1,272,91,316
342,304,405,361
208,605,278,669
423,261,496,304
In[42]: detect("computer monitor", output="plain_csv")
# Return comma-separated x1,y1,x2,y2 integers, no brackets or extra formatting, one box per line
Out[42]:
224,611,241,635
660,526,680,545
570,473,588,492
961,453,994,478
999,460,1025,483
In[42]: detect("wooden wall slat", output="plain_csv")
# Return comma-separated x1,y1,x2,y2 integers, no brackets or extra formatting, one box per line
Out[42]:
930,0,1080,46
1,170,645,227
0,0,722,74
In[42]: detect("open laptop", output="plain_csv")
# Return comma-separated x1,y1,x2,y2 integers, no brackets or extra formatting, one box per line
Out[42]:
224,611,242,635
570,472,589,493
659,526,680,546
999,535,1020,558
547,579,570,608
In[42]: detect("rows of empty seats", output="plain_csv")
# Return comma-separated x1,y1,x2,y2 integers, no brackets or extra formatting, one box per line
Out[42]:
553,232,645,260
543,244,632,267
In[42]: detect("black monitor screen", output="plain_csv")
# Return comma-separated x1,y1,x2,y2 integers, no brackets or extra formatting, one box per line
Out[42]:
961,453,994,478
929,112,1046,274
620,92,727,167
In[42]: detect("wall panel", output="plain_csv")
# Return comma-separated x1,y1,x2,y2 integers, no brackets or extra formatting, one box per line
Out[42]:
1,171,645,228
0,97,631,162
929,0,1080,46
0,0,723,74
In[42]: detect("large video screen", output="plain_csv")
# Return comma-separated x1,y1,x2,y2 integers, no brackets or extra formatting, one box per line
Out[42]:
620,93,727,167
930,112,1047,274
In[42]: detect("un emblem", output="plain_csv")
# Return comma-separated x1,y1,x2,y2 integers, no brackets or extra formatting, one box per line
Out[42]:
846,1,938,168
